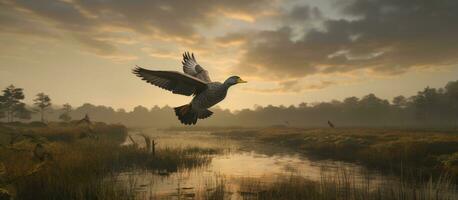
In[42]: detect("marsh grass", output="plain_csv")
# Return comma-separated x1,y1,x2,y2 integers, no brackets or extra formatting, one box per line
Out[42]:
202,177,228,200
148,146,218,173
202,170,457,200
3,124,457,200
214,127,458,180
11,144,218,200
0,122,220,200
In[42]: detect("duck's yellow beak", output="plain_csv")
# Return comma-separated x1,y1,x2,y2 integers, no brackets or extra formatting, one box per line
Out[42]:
237,78,247,83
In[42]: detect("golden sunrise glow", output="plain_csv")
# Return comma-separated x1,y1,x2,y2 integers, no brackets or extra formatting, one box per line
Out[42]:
1,0,457,111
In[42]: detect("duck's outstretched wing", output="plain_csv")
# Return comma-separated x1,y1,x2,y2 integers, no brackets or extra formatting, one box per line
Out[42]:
133,66,207,96
182,52,211,82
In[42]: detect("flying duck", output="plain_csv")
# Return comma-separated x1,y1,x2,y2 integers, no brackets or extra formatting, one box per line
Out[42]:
133,52,247,125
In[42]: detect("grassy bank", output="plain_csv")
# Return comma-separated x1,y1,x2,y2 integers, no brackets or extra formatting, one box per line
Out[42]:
234,173,456,200
200,168,457,200
0,122,219,199
213,127,458,180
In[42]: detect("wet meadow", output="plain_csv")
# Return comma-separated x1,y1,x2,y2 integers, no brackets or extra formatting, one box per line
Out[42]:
0,123,457,199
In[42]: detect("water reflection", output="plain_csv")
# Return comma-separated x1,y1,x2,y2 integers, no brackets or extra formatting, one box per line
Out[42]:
119,130,390,199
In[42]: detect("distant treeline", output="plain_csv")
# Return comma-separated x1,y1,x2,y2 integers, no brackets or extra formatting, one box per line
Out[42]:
1,80,458,128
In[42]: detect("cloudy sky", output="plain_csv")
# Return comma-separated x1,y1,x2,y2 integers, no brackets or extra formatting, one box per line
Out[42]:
1,0,458,111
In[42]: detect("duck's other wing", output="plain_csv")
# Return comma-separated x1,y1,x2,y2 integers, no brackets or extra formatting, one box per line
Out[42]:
182,52,211,82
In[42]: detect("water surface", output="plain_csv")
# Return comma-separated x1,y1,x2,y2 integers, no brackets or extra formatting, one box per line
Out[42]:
120,130,389,199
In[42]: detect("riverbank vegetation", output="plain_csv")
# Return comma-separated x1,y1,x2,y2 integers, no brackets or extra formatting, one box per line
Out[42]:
231,172,456,200
213,127,458,181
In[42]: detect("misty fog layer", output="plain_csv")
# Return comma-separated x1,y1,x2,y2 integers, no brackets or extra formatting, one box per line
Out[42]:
2,80,458,128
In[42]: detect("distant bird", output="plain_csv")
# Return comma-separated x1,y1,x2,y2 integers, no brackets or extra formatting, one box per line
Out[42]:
327,120,335,128
133,52,247,125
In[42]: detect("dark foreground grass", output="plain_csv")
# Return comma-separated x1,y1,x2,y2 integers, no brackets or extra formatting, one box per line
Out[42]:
237,174,456,200
12,144,216,200
204,171,457,200
213,127,458,180
0,122,218,200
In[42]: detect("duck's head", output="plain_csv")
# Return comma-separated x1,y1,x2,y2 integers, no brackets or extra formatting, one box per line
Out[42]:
224,76,247,86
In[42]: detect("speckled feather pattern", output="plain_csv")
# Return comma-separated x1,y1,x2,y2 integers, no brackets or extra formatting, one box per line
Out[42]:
191,82,229,112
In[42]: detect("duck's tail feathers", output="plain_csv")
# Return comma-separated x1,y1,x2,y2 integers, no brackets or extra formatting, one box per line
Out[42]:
174,104,198,125
198,109,213,119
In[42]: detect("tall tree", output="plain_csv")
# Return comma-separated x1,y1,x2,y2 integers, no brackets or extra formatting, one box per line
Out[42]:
445,80,458,126
14,103,32,120
0,85,27,122
413,87,444,123
59,103,73,122
392,96,408,108
0,95,5,120
33,93,52,123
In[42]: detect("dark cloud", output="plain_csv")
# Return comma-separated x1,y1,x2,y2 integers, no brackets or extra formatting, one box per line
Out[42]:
234,0,458,83
14,0,94,31
0,2,59,38
283,5,322,23
1,0,275,58
72,0,274,39
3,0,457,81
1,0,122,57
